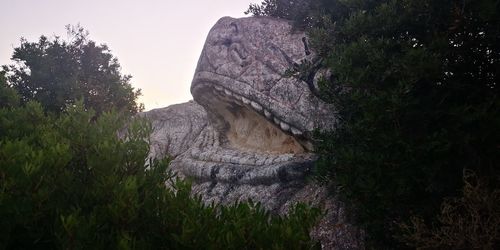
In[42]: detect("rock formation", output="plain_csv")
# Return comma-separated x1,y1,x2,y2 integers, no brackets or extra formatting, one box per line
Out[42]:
142,16,363,249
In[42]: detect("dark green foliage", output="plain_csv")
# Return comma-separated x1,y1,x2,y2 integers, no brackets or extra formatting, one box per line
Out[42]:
0,71,19,108
245,0,310,24
249,0,500,248
2,25,143,115
0,98,320,249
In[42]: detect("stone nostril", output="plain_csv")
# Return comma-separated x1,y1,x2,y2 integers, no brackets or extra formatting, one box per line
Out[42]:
230,22,239,33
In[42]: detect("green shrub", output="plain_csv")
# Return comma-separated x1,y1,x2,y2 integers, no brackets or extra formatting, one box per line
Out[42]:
0,100,320,249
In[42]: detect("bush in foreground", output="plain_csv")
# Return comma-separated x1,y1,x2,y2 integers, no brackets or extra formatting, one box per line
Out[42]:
0,100,320,249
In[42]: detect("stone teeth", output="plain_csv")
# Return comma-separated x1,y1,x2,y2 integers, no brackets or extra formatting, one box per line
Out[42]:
250,101,262,111
273,117,281,125
233,93,242,100
264,110,272,118
264,157,276,165
255,158,266,165
291,127,302,136
280,122,290,131
211,87,304,137
241,96,250,104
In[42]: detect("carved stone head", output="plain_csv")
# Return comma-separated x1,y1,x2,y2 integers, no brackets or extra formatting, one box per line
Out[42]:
191,17,336,155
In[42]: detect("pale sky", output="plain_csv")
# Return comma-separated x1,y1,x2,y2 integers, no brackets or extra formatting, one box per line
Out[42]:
0,0,255,110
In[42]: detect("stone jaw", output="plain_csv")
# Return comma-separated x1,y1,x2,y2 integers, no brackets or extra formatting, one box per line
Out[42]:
168,123,317,185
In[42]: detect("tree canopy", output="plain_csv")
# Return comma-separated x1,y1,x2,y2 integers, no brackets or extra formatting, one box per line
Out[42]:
248,0,500,249
3,25,143,115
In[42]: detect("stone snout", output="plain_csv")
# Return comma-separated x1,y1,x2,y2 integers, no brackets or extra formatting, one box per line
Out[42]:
191,16,337,138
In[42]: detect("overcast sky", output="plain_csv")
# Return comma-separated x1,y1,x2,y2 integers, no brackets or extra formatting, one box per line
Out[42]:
0,0,255,110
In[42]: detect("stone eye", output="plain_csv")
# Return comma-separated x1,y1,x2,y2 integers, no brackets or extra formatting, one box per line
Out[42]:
222,38,232,47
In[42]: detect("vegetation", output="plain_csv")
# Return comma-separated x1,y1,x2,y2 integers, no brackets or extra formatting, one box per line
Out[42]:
0,71,19,108
2,25,143,116
248,0,500,249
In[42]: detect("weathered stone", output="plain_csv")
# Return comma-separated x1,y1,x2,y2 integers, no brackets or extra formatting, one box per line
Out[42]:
139,101,207,160
142,16,362,249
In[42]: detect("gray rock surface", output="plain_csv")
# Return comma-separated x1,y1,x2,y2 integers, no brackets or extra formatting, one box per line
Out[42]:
142,16,363,249
140,101,207,160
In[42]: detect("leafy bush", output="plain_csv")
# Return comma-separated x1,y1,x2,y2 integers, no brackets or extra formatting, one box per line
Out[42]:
0,99,320,249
